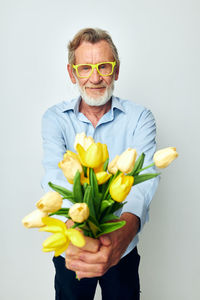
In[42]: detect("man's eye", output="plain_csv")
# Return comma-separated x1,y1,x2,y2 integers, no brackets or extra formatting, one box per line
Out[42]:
82,66,91,70
99,64,106,70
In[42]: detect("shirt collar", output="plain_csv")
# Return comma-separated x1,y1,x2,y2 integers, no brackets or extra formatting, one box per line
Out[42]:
61,95,125,114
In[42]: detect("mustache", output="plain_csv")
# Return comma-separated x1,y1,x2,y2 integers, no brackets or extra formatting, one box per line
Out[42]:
84,85,107,88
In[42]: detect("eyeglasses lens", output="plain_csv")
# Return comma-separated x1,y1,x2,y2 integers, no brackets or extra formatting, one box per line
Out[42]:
77,63,113,77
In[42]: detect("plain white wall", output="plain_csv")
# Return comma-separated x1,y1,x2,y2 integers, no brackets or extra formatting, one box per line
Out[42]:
1,0,199,299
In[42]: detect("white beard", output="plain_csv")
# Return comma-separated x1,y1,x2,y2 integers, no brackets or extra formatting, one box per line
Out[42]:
76,80,114,107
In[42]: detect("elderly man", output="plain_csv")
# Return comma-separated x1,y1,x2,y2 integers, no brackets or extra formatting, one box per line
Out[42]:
41,28,158,300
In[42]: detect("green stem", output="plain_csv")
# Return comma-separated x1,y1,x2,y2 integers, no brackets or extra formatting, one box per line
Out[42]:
103,170,121,200
135,163,155,174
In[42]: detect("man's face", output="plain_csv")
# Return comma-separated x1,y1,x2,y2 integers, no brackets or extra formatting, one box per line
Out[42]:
68,40,119,106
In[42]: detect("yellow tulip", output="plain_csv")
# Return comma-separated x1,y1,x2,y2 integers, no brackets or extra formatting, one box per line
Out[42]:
22,209,48,228
117,148,137,173
109,173,134,202
95,171,112,185
153,147,178,168
36,191,63,213
69,203,89,223
58,154,83,184
74,132,94,151
40,217,85,256
108,155,119,174
76,142,109,169
63,150,79,161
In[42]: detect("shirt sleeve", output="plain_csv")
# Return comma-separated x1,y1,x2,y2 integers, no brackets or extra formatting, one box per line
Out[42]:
41,109,73,221
121,108,160,231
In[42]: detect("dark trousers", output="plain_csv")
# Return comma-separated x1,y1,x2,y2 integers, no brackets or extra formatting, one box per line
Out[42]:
53,247,140,300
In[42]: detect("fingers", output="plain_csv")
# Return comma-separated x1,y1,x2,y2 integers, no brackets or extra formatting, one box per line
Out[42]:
99,235,111,246
65,244,113,279
81,236,100,252
66,236,100,259
78,245,110,264
66,219,74,228
66,258,108,278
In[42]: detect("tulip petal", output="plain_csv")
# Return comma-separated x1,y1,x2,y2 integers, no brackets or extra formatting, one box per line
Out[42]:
64,150,79,161
109,174,133,202
96,171,112,185
22,210,48,228
108,155,119,174
76,144,87,166
102,144,109,162
54,241,70,257
41,217,67,232
39,225,64,233
85,143,103,168
43,233,67,248
153,147,178,168
66,229,85,247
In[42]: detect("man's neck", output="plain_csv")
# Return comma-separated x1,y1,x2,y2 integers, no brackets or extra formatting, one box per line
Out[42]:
79,98,111,128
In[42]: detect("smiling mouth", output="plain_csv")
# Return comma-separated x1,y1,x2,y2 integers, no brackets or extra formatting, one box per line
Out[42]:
86,86,106,89
86,86,106,92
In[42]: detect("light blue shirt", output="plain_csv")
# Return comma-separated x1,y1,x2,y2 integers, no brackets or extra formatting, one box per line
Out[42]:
41,96,159,258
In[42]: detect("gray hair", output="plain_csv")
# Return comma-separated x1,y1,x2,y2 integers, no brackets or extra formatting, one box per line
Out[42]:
68,28,120,67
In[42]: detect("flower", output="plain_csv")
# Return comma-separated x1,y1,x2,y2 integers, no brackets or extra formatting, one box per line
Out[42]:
153,147,178,168
74,132,94,151
69,203,90,223
58,153,83,184
36,191,63,213
108,155,119,174
40,217,85,256
22,210,48,228
117,148,137,173
109,173,134,202
76,142,109,169
63,150,79,161
95,171,112,185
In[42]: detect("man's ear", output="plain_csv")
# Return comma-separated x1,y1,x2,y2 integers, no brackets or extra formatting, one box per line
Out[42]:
114,65,120,81
67,64,76,84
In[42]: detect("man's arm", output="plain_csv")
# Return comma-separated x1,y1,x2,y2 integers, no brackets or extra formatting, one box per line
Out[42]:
65,212,139,279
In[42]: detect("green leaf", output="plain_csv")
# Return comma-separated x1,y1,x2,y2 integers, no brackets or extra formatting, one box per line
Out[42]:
72,222,79,229
103,158,109,171
83,182,88,192
48,182,75,203
73,171,83,203
108,201,126,214
88,220,101,237
128,153,145,176
83,166,87,177
103,171,120,200
100,213,119,223
100,199,114,214
133,173,160,186
49,208,69,217
101,181,108,197
89,168,101,216
97,221,126,237
83,185,92,203
83,186,96,221
88,215,99,226
76,222,90,231
89,168,99,197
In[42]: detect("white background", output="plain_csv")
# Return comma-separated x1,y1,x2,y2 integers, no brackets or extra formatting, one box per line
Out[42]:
1,0,199,299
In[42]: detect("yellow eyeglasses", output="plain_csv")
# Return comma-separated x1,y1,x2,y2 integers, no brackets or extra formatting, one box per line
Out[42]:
72,61,116,78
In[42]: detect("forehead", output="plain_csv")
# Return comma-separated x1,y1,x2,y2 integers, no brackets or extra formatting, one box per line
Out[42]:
74,40,114,64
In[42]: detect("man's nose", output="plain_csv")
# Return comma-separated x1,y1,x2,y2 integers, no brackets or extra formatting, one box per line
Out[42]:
89,67,102,83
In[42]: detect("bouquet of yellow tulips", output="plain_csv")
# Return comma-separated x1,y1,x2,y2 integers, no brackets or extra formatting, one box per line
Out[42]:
22,132,178,257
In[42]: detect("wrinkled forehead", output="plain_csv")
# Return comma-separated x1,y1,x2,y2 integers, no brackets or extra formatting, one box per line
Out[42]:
74,40,114,64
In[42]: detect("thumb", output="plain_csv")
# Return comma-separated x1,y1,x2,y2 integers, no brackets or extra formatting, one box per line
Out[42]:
99,235,111,246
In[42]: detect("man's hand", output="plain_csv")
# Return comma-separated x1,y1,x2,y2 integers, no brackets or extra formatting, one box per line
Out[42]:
65,213,140,279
